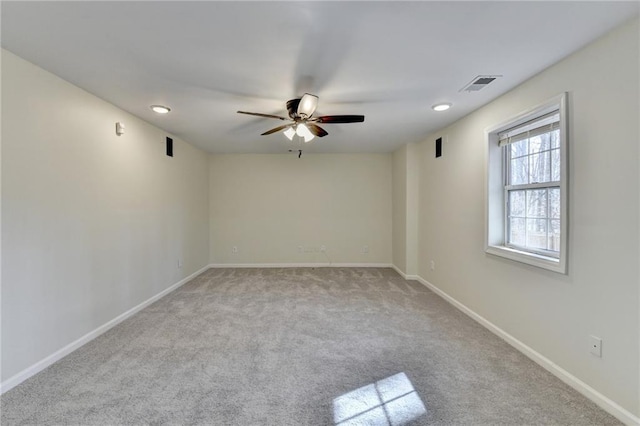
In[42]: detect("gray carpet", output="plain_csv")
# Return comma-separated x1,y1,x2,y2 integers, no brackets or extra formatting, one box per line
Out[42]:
1,268,619,425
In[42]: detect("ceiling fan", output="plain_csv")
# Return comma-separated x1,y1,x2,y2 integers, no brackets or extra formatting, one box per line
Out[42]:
237,93,365,143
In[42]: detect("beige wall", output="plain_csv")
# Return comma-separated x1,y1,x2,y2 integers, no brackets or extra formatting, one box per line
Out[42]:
392,146,407,271
209,154,392,265
392,143,419,276
402,18,639,416
1,50,210,381
393,143,420,276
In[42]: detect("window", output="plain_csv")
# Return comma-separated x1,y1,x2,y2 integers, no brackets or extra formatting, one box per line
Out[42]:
485,94,568,273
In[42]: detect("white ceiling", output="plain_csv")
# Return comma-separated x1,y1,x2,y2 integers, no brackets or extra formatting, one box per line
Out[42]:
2,1,637,154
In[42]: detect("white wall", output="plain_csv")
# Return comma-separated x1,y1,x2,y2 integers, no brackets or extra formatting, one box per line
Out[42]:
1,50,210,382
209,154,392,265
404,18,639,418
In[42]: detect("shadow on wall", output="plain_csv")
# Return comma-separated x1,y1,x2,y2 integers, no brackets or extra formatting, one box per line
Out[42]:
333,372,427,425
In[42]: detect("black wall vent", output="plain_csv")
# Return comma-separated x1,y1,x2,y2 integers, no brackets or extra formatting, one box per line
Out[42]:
166,137,173,157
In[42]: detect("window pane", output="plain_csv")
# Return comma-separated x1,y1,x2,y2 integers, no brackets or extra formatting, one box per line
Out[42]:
551,148,560,182
549,219,561,252
509,190,526,217
529,151,551,183
526,219,547,251
529,133,550,154
510,156,528,185
509,218,526,246
511,139,528,158
526,189,548,218
492,101,566,270
550,129,560,149
549,188,560,218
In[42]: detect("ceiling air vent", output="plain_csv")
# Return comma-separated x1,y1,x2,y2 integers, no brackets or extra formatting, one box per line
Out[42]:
459,75,502,92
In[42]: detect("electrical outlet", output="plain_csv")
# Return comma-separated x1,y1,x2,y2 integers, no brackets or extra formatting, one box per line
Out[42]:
589,335,602,357
177,258,183,269
232,246,238,254
363,245,369,254
320,245,326,252
298,246,303,253
430,260,435,271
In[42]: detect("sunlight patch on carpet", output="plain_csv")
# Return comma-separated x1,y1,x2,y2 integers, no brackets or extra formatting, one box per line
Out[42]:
333,372,427,425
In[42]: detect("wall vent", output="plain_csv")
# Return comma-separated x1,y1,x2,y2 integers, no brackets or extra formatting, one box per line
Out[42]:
166,137,173,157
459,75,502,92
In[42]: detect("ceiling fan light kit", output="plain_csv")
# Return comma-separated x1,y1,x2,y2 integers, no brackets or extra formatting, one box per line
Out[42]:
297,93,319,118
296,123,315,143
283,123,315,143
237,93,364,145
283,127,296,140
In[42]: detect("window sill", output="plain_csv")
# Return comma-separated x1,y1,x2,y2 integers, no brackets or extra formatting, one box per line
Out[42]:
486,245,566,274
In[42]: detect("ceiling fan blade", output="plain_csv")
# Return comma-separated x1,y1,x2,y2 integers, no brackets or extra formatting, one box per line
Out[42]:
306,123,328,137
314,115,365,123
237,111,288,121
261,124,292,136
286,99,300,119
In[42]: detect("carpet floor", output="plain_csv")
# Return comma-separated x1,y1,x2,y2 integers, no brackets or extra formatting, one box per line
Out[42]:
1,268,619,425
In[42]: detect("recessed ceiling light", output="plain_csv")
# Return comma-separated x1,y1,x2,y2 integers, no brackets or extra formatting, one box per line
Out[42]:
150,105,171,114
432,103,452,112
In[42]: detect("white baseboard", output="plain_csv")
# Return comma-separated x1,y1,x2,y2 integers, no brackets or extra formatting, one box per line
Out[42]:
408,274,639,426
0,264,210,394
391,264,407,278
209,263,393,268
390,264,419,281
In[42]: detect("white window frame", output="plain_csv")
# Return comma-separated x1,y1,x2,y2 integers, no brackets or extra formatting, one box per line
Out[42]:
484,93,568,274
